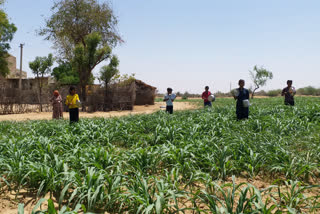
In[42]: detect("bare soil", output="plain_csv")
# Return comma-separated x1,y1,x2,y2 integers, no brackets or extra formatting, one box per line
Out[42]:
2,176,319,214
0,102,198,122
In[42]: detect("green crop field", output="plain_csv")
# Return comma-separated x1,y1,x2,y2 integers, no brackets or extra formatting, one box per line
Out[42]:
1,97,320,213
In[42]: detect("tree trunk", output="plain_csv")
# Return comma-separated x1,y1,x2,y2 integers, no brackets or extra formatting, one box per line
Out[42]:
39,85,42,112
37,74,42,112
78,68,92,111
80,83,86,111
251,87,259,99
104,82,109,111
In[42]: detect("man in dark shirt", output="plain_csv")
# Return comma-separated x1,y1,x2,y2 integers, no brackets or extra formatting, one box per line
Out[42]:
282,80,296,106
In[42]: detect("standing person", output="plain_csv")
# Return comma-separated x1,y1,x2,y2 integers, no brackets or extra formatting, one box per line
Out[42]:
234,79,250,120
163,88,176,114
202,86,212,107
50,90,63,119
65,86,80,124
281,80,296,106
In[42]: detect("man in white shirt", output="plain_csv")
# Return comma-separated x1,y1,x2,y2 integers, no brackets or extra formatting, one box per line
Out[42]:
163,88,176,114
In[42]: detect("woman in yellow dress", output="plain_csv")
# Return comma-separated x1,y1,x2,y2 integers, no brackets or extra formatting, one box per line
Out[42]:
65,86,80,124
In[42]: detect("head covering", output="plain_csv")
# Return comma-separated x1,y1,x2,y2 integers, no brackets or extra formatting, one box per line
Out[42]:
53,90,59,96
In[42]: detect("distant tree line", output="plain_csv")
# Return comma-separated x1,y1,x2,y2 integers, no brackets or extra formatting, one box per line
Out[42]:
256,86,320,97
158,86,320,99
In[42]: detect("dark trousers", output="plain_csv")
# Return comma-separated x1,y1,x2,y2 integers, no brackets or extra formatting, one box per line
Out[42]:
236,106,249,120
204,101,212,107
166,106,173,114
285,100,295,106
69,108,79,123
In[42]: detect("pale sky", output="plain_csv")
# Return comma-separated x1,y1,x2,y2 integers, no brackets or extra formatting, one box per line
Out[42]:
3,0,320,93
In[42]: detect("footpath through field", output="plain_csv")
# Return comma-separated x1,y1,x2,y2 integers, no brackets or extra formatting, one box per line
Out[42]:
0,102,199,122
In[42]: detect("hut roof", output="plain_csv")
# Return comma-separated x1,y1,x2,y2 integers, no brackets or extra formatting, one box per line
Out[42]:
135,79,156,90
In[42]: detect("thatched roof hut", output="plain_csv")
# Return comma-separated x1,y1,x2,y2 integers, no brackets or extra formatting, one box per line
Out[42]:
134,80,157,105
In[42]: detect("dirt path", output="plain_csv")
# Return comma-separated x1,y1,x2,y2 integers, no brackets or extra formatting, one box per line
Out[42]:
0,102,198,122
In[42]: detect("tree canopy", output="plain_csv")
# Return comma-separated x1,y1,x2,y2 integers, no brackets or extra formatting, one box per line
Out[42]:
29,54,54,78
72,32,112,101
52,61,95,85
99,55,120,87
250,65,273,99
29,54,54,112
40,0,122,104
40,0,122,61
0,1,17,77
52,62,79,85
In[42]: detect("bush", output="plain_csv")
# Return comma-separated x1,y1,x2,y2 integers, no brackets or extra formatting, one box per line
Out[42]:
215,91,231,97
255,90,267,96
182,91,189,100
297,86,320,96
266,89,282,97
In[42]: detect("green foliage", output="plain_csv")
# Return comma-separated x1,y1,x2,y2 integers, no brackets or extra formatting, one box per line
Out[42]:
1,97,320,212
40,0,122,61
29,54,54,111
52,62,79,85
29,54,54,78
18,198,83,214
182,91,190,100
99,55,120,87
52,62,95,85
250,65,273,98
116,73,136,86
266,89,282,97
39,0,122,101
297,86,320,96
72,32,111,100
0,2,17,77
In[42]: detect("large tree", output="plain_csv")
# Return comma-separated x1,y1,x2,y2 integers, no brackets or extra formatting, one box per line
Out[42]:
29,54,54,112
0,1,17,77
40,0,122,102
250,65,273,99
72,32,112,103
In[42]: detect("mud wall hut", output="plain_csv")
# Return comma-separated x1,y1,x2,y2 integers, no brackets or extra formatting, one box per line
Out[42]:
134,80,156,105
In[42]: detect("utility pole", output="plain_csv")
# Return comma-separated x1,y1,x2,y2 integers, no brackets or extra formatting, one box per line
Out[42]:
19,44,24,90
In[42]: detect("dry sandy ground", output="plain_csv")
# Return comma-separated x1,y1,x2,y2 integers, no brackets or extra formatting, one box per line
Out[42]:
2,177,319,214
0,179,267,214
0,102,198,122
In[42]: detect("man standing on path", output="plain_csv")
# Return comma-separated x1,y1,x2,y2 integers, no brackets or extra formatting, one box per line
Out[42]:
163,88,176,114
282,80,296,106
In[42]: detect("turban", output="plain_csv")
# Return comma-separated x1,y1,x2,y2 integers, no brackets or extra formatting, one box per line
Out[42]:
53,90,59,96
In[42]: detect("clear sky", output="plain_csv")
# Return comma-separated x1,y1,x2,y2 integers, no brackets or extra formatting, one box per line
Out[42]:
3,0,320,93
